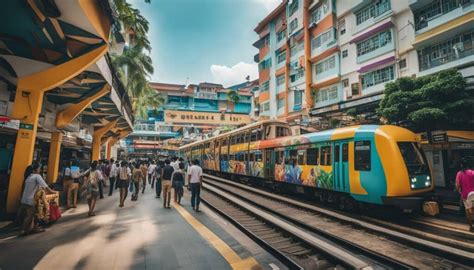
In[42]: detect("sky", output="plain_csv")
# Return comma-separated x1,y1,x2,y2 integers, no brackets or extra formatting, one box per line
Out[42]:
129,0,281,87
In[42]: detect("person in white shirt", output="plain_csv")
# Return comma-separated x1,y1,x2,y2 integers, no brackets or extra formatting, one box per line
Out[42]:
118,161,132,207
147,161,157,188
187,159,203,211
19,163,56,236
108,159,118,196
171,156,180,171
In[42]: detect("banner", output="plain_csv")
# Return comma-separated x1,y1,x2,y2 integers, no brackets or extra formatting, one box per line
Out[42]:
164,110,251,125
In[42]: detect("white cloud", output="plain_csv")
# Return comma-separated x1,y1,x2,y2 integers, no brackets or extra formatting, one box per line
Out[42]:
254,0,281,11
210,62,258,87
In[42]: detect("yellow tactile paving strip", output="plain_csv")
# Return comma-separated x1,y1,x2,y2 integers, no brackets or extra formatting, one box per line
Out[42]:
174,204,262,270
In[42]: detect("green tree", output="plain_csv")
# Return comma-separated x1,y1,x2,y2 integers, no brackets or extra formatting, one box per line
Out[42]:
378,69,473,138
226,90,240,112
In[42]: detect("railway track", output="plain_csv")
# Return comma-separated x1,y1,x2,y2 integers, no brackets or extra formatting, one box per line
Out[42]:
202,174,474,269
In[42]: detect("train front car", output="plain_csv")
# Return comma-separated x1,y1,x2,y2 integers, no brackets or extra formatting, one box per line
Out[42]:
366,125,433,211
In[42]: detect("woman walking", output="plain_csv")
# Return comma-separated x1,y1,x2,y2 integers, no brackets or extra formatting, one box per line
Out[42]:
171,163,186,204
456,158,474,231
132,163,144,201
84,161,103,216
118,161,131,207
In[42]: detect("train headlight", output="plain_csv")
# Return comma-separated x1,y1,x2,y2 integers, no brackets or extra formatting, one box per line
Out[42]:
425,181,430,187
426,176,430,180
411,184,415,189
411,178,417,183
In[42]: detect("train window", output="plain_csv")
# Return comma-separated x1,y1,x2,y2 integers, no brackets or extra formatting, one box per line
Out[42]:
287,150,298,164
275,151,285,164
249,153,255,161
222,154,228,161
239,154,245,162
335,145,340,162
256,153,262,162
297,150,305,165
306,148,319,165
236,135,240,144
266,126,272,138
245,133,250,143
229,154,235,160
276,127,289,137
342,143,348,162
355,141,371,171
320,146,332,166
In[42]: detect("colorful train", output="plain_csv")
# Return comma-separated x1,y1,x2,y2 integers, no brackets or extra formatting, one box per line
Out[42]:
180,120,433,210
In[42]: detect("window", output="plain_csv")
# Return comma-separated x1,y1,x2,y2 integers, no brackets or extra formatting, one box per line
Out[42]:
276,151,285,164
310,0,330,24
342,143,348,162
339,19,346,35
260,81,270,92
311,29,333,50
335,145,340,162
277,51,286,63
261,102,270,112
287,149,298,164
290,69,304,83
414,0,462,30
276,127,289,137
356,30,392,57
306,148,319,165
398,59,407,69
316,85,338,102
256,153,262,162
342,79,349,88
315,55,336,73
289,18,298,33
361,65,395,89
277,29,287,42
290,41,304,55
251,128,262,141
355,0,391,25
276,74,286,86
355,141,371,171
297,150,305,165
289,0,299,16
398,142,429,176
258,58,272,70
320,146,332,166
351,83,360,96
342,50,348,58
277,97,285,109
294,90,303,106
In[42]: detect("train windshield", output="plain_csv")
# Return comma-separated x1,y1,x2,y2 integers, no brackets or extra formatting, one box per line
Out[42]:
398,142,429,175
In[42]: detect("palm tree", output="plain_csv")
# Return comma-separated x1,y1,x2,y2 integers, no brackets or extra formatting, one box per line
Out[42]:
133,86,164,120
226,90,240,112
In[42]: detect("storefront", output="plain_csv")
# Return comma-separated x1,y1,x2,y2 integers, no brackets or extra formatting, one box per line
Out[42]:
420,131,474,189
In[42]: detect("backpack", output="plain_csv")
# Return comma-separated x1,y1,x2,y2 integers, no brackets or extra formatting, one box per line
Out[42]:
104,164,112,177
119,167,129,180
88,170,99,191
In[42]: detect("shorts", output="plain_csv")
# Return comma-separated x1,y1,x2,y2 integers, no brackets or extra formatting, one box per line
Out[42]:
463,192,474,209
162,180,172,194
118,180,130,189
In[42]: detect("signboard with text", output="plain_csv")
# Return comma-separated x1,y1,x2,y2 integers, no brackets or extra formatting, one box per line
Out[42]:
164,110,251,125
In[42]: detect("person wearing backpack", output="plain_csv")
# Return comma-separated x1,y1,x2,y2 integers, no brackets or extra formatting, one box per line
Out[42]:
84,161,103,217
171,162,185,204
455,158,474,232
131,163,144,201
118,161,132,207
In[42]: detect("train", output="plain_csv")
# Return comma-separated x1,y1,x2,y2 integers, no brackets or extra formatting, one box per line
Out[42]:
179,120,434,210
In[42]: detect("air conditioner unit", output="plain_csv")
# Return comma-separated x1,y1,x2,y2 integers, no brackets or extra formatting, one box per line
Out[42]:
309,22,317,28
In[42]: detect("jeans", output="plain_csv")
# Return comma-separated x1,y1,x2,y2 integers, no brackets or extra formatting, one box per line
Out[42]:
155,177,162,197
132,181,140,200
98,180,104,199
190,183,201,209
109,176,116,196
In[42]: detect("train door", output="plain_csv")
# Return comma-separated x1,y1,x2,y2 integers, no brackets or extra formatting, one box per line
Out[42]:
264,149,274,180
333,141,349,192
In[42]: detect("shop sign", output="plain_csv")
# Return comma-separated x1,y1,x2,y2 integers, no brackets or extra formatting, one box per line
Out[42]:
19,123,34,130
431,133,448,144
164,110,251,125
340,94,383,109
0,119,20,130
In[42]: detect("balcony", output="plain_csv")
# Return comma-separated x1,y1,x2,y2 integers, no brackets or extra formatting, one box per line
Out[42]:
413,1,473,34
195,92,217,100
419,43,474,75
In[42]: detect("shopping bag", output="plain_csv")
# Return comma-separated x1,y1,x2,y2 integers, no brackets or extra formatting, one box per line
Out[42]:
49,202,62,222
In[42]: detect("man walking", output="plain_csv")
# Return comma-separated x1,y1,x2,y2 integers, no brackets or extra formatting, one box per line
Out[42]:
161,159,174,208
148,160,157,188
456,158,474,231
187,159,203,212
108,159,118,196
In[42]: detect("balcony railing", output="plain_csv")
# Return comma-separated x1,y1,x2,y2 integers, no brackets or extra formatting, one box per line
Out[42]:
414,0,472,31
419,44,474,71
195,92,217,99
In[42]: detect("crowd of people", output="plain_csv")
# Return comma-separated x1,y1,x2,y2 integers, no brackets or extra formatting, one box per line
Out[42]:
17,156,203,236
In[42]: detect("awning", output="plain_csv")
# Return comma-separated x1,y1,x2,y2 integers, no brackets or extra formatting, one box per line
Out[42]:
358,56,395,73
350,21,394,44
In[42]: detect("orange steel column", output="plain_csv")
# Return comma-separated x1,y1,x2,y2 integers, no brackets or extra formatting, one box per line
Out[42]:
303,0,313,113
284,42,290,118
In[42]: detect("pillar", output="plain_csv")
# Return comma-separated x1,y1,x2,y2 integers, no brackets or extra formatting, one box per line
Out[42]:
6,45,108,213
303,0,313,112
106,138,117,160
91,119,118,161
46,132,63,183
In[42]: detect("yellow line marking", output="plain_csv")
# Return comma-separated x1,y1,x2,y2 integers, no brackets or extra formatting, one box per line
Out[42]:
174,204,262,270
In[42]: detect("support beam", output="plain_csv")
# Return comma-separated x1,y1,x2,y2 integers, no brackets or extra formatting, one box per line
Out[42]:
303,0,313,113
7,45,109,213
92,119,118,161
47,132,63,183
106,138,116,160
55,84,111,129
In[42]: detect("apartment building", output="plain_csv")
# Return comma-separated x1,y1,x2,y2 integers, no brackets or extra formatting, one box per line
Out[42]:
254,0,473,124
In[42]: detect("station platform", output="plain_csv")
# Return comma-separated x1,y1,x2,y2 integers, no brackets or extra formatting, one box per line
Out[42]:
0,187,284,270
